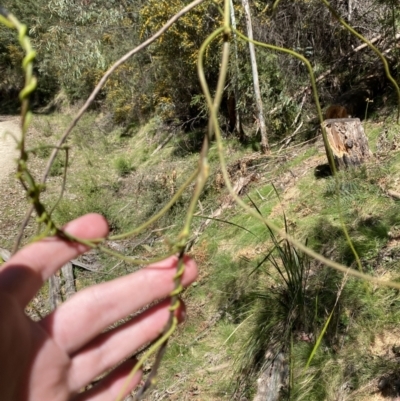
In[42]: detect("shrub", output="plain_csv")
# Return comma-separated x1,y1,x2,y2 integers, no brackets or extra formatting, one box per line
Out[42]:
114,156,132,177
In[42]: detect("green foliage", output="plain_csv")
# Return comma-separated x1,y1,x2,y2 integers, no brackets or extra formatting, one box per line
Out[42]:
238,213,313,387
49,153,67,177
0,0,133,106
114,156,132,177
1,0,397,130
3,2,400,400
53,179,118,231
105,65,148,123
237,51,298,136
33,142,51,159
140,0,222,121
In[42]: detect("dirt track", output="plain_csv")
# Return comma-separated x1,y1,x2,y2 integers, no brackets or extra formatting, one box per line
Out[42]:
0,119,21,184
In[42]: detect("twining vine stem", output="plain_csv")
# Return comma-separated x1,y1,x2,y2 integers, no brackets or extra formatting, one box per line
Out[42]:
2,1,400,400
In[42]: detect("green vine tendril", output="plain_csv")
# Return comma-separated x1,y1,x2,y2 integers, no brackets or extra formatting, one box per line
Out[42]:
2,1,400,400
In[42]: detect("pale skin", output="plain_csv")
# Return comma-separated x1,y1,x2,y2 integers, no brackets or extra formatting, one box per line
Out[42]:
0,213,198,401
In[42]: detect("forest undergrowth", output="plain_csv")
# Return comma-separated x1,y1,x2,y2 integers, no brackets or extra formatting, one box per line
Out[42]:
1,1,400,399
1,106,400,400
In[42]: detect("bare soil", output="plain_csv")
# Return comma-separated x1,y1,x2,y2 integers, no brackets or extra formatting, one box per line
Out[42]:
0,116,37,248
0,117,21,184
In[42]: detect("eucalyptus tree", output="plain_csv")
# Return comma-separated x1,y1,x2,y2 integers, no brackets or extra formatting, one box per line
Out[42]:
241,0,269,153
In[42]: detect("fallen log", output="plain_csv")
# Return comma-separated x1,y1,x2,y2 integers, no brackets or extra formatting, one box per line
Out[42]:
253,351,288,401
49,273,62,311
388,190,400,200
0,247,101,311
61,262,76,300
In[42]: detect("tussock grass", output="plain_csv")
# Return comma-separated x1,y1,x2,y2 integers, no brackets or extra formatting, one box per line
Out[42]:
114,156,133,177
15,110,400,400
155,133,400,400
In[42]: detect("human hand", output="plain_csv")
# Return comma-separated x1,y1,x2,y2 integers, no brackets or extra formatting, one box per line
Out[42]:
0,214,198,401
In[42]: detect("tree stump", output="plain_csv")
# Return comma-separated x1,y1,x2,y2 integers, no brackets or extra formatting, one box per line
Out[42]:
321,118,372,169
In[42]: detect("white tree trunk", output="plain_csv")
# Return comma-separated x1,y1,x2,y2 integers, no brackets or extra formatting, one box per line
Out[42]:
241,0,269,153
229,0,245,138
348,0,352,22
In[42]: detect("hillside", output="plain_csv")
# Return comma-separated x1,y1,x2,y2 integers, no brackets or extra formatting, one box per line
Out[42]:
1,107,400,400
2,0,400,399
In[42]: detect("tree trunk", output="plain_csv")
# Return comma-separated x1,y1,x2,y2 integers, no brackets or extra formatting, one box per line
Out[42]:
229,0,245,140
348,0,352,22
321,118,372,169
241,0,270,153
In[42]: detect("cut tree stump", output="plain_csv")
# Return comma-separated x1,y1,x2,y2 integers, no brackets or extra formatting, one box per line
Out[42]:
321,118,372,169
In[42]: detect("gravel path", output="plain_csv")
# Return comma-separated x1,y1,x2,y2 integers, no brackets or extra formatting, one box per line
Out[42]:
0,119,21,185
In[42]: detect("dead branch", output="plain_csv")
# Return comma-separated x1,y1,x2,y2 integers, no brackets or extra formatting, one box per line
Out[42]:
267,33,400,117
387,190,400,200
151,131,175,156
61,262,76,299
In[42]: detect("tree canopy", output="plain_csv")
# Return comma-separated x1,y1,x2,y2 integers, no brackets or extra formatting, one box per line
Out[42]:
0,0,398,136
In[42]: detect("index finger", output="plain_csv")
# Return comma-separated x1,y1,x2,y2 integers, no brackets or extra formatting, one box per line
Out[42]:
0,213,108,307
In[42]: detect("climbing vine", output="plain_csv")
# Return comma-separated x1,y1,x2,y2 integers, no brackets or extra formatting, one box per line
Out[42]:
1,0,400,399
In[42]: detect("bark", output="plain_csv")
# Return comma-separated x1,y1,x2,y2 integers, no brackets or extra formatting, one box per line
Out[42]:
388,190,400,200
229,0,245,140
253,351,288,401
241,0,269,153
321,118,372,169
151,131,174,156
49,274,62,311
49,262,78,310
61,262,76,300
348,0,352,22
71,258,101,272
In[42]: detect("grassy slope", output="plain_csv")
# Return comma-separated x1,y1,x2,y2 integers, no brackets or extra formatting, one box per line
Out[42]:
2,108,400,400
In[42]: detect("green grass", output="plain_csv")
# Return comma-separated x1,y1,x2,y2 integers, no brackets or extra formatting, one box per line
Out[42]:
12,109,400,401
114,156,133,176
49,153,68,177
32,140,51,159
